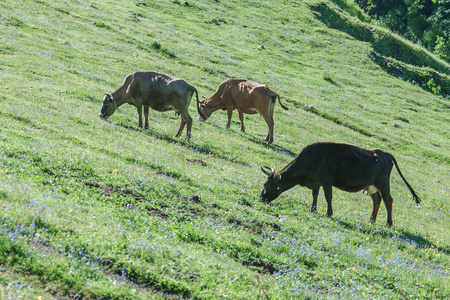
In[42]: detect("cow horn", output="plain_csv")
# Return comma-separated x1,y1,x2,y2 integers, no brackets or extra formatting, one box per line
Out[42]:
261,166,274,176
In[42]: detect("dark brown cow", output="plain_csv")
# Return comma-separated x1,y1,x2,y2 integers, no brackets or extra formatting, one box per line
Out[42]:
260,142,421,227
100,71,205,140
198,79,288,143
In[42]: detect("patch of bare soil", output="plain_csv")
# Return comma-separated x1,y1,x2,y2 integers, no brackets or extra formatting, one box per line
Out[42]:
186,158,208,166
242,260,278,274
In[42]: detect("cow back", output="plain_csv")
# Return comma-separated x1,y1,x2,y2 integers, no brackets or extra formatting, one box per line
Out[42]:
129,72,194,111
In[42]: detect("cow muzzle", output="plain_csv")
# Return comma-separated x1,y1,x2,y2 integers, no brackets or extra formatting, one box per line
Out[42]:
259,190,268,203
99,113,109,120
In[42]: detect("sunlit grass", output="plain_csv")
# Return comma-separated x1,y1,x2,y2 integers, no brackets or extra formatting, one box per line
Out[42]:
0,0,449,298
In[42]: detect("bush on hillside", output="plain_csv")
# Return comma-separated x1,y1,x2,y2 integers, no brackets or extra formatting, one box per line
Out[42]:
311,2,450,98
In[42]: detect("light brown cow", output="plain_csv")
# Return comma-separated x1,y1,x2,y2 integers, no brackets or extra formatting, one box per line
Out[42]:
198,79,288,143
100,71,205,140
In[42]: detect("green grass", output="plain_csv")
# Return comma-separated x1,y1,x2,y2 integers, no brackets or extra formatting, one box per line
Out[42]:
0,0,449,299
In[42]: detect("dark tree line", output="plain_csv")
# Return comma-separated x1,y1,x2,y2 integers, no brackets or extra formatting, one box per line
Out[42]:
355,0,450,62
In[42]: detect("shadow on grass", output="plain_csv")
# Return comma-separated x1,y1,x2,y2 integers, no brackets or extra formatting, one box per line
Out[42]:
333,218,449,254
241,132,298,158
300,105,383,140
114,122,250,166
205,120,298,158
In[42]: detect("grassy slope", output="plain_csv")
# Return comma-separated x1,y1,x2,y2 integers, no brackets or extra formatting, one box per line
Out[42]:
0,0,449,299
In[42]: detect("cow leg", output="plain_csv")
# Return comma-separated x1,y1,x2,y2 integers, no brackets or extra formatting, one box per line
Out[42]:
137,105,143,128
323,184,333,217
176,110,192,141
238,109,245,132
226,106,233,129
175,115,186,138
184,113,192,141
144,105,149,129
310,188,319,212
262,113,274,143
379,186,393,227
369,191,382,223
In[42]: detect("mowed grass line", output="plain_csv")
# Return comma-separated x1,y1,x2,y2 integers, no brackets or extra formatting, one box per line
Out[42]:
1,0,449,299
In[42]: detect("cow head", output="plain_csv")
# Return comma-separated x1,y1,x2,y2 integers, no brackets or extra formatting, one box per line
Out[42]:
99,93,117,120
198,99,212,121
260,166,283,203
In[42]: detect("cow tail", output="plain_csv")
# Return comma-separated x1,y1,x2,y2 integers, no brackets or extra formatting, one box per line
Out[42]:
277,95,289,110
391,154,421,204
195,88,207,121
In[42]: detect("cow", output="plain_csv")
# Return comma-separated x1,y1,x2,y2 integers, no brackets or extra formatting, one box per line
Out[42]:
99,71,206,140
198,78,288,143
259,142,421,227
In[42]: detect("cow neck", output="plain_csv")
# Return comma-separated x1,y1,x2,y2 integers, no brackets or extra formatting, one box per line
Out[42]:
277,162,299,191
209,95,226,110
113,86,133,107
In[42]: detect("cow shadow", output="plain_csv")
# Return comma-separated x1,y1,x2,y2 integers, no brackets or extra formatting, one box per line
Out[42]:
200,121,298,158
114,122,250,166
333,218,449,255
242,133,298,158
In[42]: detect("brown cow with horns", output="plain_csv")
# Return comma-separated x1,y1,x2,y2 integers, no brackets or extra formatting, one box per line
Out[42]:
100,71,205,140
260,142,421,227
198,78,288,143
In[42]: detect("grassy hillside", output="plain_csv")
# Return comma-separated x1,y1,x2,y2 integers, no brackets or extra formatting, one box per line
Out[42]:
0,0,448,299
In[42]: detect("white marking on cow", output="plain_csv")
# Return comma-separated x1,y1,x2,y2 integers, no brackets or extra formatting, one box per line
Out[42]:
363,185,378,195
